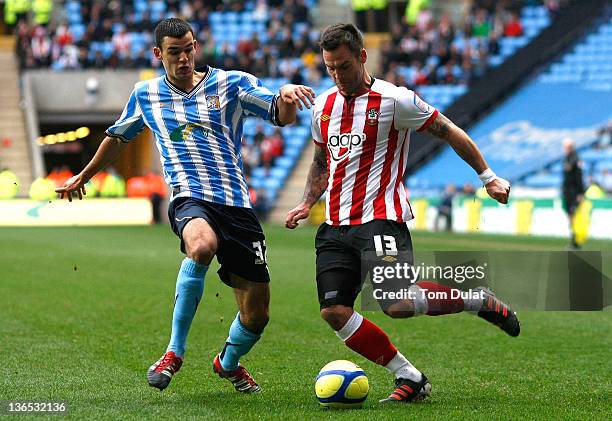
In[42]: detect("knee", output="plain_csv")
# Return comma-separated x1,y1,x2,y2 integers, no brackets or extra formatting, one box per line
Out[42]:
320,306,353,331
240,309,269,334
186,237,217,264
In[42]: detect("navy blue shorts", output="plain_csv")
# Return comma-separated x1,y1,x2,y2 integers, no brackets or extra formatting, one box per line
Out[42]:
168,197,270,286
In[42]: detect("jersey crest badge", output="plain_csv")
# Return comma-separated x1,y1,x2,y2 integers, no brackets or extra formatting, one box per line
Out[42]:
206,95,221,110
365,108,379,126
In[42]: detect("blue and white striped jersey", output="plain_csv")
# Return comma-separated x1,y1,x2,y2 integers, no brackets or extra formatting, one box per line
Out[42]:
106,66,280,208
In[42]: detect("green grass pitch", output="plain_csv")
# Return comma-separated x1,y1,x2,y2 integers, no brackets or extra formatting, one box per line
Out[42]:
1,225,611,419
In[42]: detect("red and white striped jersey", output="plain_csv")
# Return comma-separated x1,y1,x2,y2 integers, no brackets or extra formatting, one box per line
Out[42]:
311,78,438,226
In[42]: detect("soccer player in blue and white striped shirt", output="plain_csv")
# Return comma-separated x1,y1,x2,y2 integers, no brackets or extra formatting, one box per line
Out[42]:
56,18,315,393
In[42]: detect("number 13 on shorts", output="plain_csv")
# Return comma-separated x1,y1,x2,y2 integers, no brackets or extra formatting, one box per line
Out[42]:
373,235,398,256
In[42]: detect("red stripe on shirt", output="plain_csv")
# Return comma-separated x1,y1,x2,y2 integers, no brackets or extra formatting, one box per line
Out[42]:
329,97,355,225
349,91,382,224
416,109,439,132
373,116,399,220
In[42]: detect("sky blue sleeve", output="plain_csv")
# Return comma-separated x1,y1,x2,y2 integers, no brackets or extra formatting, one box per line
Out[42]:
105,89,146,142
237,72,279,125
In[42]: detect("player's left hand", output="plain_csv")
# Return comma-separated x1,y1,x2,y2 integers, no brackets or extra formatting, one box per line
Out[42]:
486,177,510,204
279,84,316,110
285,202,311,229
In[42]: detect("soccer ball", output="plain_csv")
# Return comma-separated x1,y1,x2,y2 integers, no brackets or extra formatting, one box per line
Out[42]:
315,360,369,408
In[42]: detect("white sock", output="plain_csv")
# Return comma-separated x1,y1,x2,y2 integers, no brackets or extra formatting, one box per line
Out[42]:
385,351,422,382
408,284,428,315
335,311,363,341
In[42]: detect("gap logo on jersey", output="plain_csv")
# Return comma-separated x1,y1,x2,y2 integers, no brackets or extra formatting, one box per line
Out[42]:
328,133,365,162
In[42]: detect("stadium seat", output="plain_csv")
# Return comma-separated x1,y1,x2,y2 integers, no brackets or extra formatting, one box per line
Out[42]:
250,177,263,190
270,166,289,180
252,168,266,179
275,156,295,169
263,177,282,191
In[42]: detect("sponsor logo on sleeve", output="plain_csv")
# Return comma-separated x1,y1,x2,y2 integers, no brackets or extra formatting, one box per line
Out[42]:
413,94,431,114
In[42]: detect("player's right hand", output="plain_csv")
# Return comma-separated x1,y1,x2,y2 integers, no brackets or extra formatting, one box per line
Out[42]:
55,174,87,202
285,202,311,229
486,177,510,204
279,84,316,110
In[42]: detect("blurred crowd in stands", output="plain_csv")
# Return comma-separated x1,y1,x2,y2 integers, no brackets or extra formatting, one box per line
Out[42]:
381,0,563,86
10,0,564,88
11,0,324,87
242,125,284,177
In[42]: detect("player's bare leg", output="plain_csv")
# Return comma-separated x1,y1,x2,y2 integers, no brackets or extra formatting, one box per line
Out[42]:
381,281,520,337
213,274,269,393
320,304,431,403
148,219,217,390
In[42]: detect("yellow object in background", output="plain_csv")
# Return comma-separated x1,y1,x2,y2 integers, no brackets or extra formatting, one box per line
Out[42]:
309,200,326,225
0,169,19,199
100,174,126,197
466,199,482,232
516,200,534,235
139,69,157,81
571,200,592,246
29,177,56,201
585,184,605,199
405,0,430,25
413,199,428,230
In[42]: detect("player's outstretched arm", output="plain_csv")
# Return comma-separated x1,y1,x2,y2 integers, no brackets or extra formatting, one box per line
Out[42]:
285,146,328,228
426,113,510,204
276,84,316,125
55,136,128,202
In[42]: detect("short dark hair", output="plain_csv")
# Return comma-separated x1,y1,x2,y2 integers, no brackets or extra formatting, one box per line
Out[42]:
319,23,364,57
154,18,194,49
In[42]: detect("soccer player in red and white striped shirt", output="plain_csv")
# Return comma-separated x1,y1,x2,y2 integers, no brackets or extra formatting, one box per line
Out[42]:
286,23,520,404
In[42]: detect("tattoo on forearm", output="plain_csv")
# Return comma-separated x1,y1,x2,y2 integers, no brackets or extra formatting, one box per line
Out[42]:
302,147,328,206
428,113,487,173
426,113,452,139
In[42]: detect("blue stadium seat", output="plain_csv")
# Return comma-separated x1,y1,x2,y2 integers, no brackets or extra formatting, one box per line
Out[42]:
284,148,301,159
68,11,82,24
70,23,85,41
523,173,562,188
252,167,266,179
65,1,80,13
263,177,282,191
250,177,263,190
275,156,294,169
134,0,147,13
270,166,289,180
209,12,223,25
225,12,239,24
240,11,254,23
